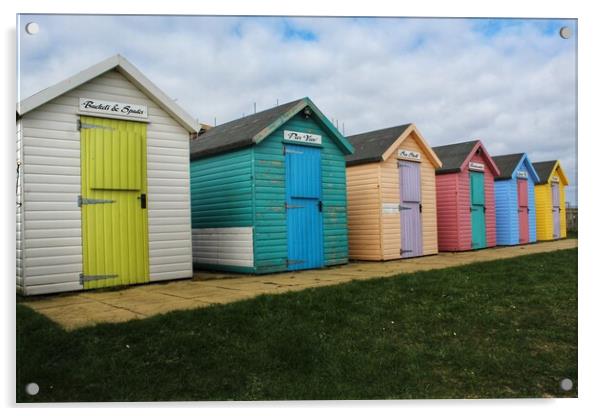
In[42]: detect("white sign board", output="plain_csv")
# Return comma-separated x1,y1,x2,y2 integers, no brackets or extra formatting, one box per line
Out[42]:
551,175,560,183
397,149,421,162
516,171,528,179
284,130,322,145
79,98,148,119
468,161,485,171
382,203,399,214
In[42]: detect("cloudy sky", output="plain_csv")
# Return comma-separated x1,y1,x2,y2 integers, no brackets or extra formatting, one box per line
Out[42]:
17,14,577,204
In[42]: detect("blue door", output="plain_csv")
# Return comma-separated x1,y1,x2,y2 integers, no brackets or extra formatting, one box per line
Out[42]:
285,144,324,270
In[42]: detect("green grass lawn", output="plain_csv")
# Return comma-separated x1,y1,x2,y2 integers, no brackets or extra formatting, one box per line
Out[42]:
17,248,577,402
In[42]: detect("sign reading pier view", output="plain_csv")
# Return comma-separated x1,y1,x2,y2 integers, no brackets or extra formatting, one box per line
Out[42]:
398,149,421,162
79,98,148,119
468,161,485,171
284,130,322,145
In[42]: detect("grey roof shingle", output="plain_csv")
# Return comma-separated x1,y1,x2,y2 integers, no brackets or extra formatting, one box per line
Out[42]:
532,161,557,185
432,140,479,174
491,153,525,180
190,98,304,160
345,124,412,166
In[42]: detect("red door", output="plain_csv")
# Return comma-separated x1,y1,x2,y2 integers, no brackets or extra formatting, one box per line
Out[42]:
517,179,529,244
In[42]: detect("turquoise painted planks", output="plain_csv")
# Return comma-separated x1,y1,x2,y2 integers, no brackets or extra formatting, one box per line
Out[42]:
190,147,254,229
252,112,349,273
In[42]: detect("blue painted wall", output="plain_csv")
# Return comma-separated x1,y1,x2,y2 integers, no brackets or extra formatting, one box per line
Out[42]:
494,157,537,245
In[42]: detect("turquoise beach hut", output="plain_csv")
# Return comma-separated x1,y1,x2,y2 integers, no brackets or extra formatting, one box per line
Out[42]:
189,97,353,273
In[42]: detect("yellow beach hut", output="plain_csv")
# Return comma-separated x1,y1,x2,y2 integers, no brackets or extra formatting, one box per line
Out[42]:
532,160,570,240
345,124,442,260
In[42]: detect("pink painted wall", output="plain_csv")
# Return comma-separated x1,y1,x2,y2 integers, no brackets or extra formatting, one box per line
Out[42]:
456,170,473,251
435,148,497,251
435,173,461,251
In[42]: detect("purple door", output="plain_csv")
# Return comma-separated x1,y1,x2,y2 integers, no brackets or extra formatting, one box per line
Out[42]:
552,182,560,239
399,161,423,258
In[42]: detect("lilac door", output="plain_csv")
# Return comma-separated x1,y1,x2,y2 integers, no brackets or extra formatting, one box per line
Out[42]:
399,161,423,258
552,182,560,239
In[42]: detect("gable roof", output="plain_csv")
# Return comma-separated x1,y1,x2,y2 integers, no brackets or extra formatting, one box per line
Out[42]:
533,160,569,185
190,97,353,160
492,153,524,179
17,54,199,133
345,123,442,168
492,153,540,182
432,139,500,176
345,124,412,165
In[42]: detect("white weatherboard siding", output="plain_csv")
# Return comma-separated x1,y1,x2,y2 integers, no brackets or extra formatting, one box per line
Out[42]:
16,120,24,293
20,69,192,295
192,228,254,267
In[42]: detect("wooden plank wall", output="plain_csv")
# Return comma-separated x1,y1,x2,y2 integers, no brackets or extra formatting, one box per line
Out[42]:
20,69,193,295
346,163,382,260
435,173,460,251
253,112,350,272
535,184,553,240
380,132,438,258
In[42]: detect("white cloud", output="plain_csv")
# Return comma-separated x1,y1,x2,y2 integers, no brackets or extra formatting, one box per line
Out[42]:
17,15,577,204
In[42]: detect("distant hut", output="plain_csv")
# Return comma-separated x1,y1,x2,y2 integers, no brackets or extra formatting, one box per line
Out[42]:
533,160,570,240
491,153,540,245
345,124,442,260
432,140,500,251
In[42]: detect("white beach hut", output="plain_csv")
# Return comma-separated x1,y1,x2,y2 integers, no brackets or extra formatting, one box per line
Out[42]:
17,55,199,295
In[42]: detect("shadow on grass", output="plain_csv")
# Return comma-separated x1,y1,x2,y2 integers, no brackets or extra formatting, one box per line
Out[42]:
17,248,577,402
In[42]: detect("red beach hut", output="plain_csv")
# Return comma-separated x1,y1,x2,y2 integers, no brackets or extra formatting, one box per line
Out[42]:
432,140,500,251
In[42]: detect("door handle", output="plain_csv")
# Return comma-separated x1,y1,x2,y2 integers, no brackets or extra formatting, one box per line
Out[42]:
138,193,147,209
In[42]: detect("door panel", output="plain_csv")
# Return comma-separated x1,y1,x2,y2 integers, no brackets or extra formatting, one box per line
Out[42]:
517,179,529,244
552,182,560,239
470,171,486,249
285,144,324,270
399,161,423,257
81,116,149,289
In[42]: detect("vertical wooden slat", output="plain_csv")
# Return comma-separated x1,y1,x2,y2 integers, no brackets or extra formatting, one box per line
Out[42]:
81,116,148,289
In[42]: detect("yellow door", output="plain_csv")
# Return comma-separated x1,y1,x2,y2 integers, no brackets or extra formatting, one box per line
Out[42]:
80,116,149,289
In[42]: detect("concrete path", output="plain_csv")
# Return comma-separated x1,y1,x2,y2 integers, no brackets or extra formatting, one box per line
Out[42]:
22,239,577,330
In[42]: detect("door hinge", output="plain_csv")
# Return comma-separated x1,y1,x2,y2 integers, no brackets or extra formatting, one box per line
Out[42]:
286,259,305,266
78,195,116,207
318,200,323,212
79,273,118,285
78,120,115,131
419,203,422,213
400,249,413,254
399,205,411,211
285,202,304,209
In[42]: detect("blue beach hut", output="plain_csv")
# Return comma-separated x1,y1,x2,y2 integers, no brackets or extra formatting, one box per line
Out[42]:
492,153,540,245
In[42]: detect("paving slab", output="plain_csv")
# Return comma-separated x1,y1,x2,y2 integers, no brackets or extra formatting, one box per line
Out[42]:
22,239,577,330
